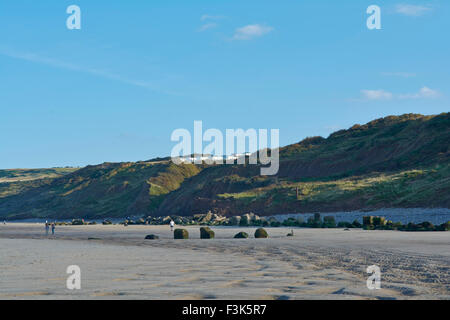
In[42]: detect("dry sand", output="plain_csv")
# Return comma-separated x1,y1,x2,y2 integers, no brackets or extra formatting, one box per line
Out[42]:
0,223,448,300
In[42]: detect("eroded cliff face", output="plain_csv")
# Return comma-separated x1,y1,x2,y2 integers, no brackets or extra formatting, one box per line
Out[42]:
1,113,449,219
156,113,450,216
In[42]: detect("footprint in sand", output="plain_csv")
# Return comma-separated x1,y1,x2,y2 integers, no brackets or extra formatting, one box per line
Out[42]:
219,279,247,288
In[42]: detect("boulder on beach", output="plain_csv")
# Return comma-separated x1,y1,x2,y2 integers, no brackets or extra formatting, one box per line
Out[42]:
323,216,336,228
193,211,213,224
162,216,172,224
234,232,249,239
145,234,159,240
442,221,450,231
71,219,84,225
202,211,213,223
174,217,184,225
230,216,241,226
421,221,434,229
250,213,261,222
352,219,362,228
254,228,268,238
240,213,251,226
363,216,374,226
174,228,189,239
210,213,227,225
373,216,387,226
200,227,215,239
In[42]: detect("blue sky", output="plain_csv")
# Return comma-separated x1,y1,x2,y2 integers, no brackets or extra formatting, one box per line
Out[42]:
0,0,449,168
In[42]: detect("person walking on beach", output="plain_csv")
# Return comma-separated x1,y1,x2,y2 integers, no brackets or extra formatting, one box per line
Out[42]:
170,220,175,232
51,223,55,235
45,221,49,236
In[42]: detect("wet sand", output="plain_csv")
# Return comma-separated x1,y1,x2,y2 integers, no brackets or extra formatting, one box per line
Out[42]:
0,223,448,299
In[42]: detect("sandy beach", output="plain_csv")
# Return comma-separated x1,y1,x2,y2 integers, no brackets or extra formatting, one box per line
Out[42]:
0,223,448,300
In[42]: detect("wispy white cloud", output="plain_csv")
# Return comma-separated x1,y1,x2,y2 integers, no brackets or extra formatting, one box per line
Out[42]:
232,24,273,40
198,23,218,32
198,14,224,32
361,89,393,100
201,14,225,21
381,71,416,78
0,47,179,95
360,86,440,101
394,4,432,16
398,86,440,99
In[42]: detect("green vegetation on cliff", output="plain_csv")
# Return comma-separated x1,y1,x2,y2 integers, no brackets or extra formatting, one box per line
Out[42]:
0,113,448,219
0,162,200,219
156,113,449,216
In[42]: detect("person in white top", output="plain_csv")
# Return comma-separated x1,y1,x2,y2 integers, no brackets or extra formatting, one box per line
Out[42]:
169,220,175,232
